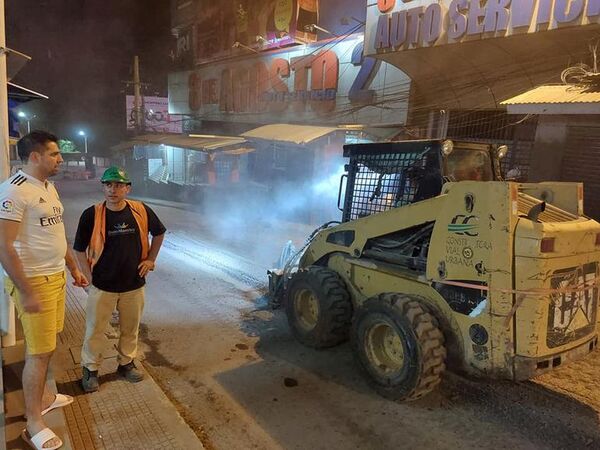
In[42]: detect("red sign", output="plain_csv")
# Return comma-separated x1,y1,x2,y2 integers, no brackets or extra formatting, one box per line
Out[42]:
169,35,411,125
378,0,396,13
188,50,339,115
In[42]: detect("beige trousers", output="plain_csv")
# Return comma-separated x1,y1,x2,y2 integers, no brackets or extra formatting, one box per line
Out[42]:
81,285,145,371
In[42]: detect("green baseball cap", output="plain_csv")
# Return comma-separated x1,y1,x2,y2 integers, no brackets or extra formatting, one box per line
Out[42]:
101,166,131,184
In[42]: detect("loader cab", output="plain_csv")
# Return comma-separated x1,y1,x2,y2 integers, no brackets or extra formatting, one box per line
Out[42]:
443,140,501,182
340,139,505,222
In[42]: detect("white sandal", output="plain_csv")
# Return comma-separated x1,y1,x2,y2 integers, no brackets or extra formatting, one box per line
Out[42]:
24,393,74,419
21,427,63,450
41,393,73,416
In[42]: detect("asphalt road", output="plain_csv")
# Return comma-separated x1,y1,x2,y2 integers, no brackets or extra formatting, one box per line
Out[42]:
58,178,600,450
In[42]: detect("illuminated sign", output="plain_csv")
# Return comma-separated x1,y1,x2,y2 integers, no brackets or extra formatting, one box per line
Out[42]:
193,0,318,66
126,96,183,134
366,0,600,52
169,35,410,125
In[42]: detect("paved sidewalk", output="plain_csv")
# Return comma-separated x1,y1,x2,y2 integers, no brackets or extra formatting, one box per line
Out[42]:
2,281,203,450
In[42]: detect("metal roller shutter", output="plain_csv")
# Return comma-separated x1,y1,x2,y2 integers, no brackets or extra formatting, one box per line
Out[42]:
562,126,600,220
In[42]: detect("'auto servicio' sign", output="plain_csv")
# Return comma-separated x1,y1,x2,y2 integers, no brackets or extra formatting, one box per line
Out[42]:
370,0,599,51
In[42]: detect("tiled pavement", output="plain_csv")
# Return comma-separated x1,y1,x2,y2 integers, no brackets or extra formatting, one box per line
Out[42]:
2,281,203,450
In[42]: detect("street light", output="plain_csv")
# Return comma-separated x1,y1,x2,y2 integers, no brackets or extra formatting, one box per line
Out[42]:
18,111,33,133
78,130,88,154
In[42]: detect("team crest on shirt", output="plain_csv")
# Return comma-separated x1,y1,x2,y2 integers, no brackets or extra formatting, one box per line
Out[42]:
1,199,14,213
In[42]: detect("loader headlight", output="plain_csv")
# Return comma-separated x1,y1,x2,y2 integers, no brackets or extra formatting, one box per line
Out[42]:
442,139,454,156
496,145,508,159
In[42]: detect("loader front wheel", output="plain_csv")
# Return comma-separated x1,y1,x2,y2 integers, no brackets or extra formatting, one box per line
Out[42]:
352,293,446,401
286,266,352,348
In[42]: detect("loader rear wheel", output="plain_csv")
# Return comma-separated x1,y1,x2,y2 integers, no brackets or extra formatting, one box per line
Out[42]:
352,293,446,401
286,266,352,348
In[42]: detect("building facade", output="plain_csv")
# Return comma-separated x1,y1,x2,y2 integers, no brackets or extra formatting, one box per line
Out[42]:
363,0,600,216
149,0,414,222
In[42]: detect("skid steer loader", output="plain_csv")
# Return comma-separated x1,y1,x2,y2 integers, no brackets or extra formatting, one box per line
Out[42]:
269,139,600,401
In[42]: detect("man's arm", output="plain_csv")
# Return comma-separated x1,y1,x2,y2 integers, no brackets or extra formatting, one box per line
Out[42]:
138,233,165,277
74,250,92,284
72,206,94,287
65,247,89,288
0,219,40,313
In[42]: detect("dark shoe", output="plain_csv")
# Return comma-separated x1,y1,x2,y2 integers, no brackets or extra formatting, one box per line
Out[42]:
81,367,99,392
117,361,144,383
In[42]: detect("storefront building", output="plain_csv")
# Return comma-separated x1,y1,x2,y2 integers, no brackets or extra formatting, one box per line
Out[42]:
364,0,600,184
502,85,600,219
142,0,414,222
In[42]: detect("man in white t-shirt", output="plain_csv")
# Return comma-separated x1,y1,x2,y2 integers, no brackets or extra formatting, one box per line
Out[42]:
0,131,88,450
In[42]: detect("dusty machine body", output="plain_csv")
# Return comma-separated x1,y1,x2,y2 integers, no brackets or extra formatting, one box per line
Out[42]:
271,139,600,400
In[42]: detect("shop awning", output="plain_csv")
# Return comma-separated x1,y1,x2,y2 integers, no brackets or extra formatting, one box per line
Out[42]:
8,82,49,102
6,48,31,81
110,133,248,153
241,124,339,145
501,85,600,115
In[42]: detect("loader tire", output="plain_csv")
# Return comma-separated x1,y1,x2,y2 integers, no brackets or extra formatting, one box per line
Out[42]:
352,293,446,401
286,266,352,348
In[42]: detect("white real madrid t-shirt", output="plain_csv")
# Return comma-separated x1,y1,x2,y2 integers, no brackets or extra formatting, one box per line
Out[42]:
0,170,67,277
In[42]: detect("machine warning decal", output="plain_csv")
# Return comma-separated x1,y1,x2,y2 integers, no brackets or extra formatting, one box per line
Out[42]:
547,263,598,348
448,215,479,236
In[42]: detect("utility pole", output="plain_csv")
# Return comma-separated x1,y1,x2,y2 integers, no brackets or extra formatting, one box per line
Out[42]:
122,56,150,135
0,0,9,180
133,55,144,133
0,0,16,351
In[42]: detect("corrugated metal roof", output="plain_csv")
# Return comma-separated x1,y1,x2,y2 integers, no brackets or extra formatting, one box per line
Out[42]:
138,133,246,150
241,124,338,145
501,85,600,105
110,133,247,153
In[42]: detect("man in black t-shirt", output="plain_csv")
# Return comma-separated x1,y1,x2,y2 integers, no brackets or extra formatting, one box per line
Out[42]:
73,167,166,392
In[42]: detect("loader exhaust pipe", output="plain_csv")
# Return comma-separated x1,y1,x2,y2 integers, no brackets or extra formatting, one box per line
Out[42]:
527,201,546,222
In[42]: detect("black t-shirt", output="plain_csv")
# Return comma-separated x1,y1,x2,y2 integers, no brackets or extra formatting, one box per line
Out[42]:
73,203,166,293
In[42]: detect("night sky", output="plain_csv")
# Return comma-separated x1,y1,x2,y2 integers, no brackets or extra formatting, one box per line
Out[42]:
6,0,171,154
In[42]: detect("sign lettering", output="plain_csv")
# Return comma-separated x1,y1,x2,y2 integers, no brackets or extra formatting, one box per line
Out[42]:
169,35,411,125
378,0,397,13
187,47,355,115
349,42,379,105
373,0,599,51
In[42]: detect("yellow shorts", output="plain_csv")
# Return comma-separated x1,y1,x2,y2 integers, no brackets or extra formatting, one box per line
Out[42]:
5,271,66,355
